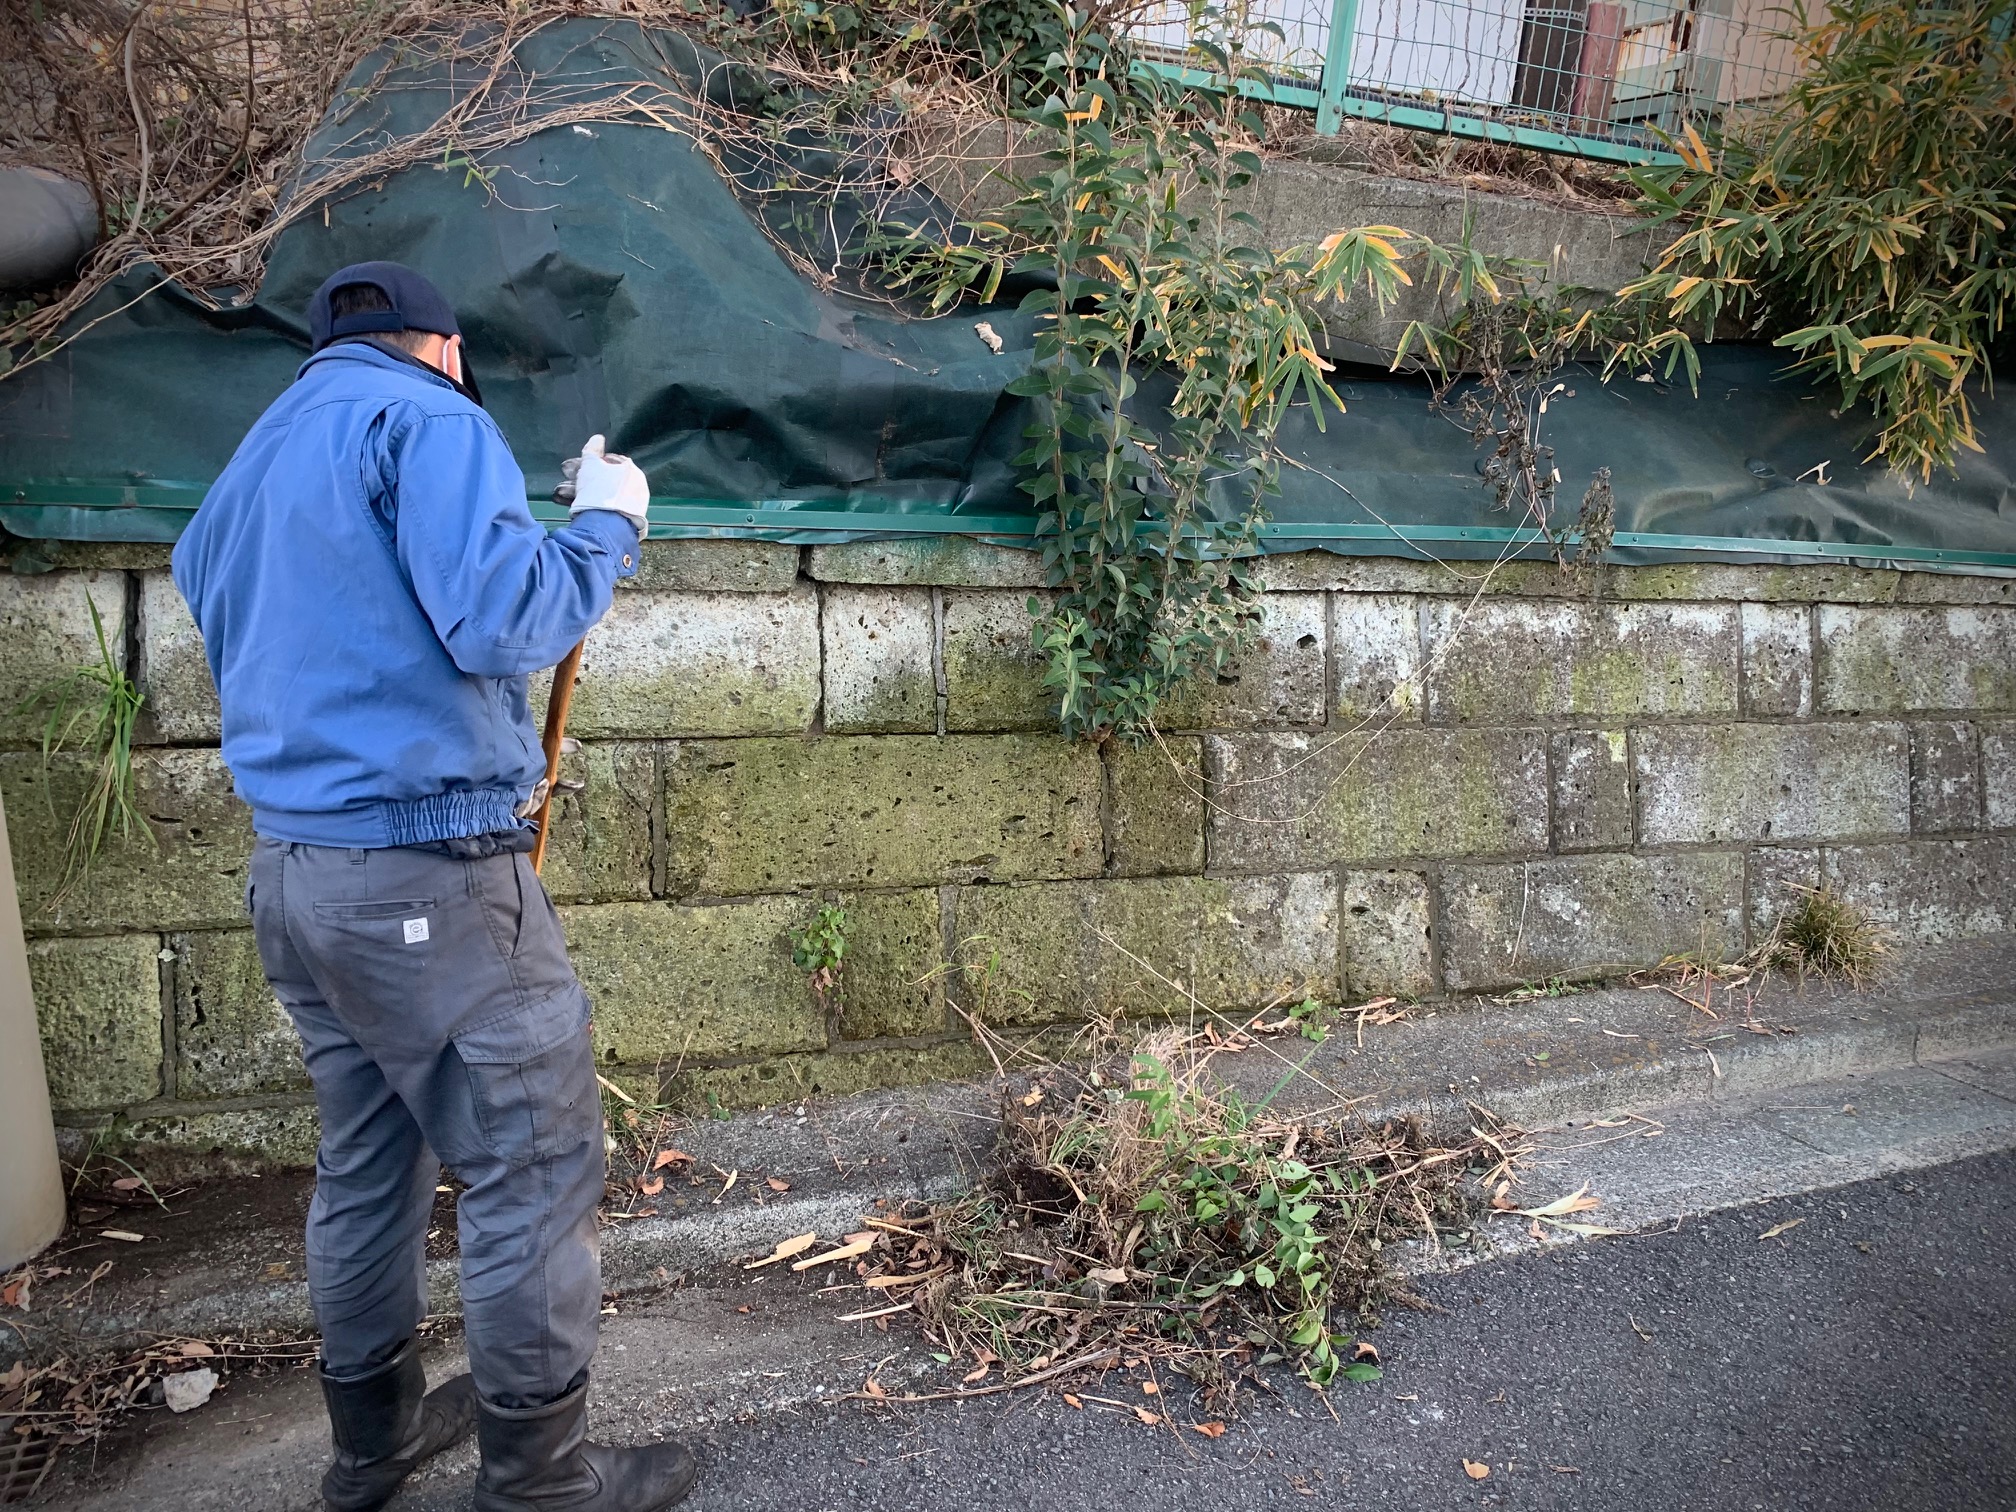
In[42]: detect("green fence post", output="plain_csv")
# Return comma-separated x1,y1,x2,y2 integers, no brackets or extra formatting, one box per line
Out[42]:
1315,0,1361,134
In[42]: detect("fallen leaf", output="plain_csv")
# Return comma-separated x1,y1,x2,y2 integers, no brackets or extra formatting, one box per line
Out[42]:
651,1149,693,1170
110,1177,144,1192
1063,1393,1083,1410
766,1177,792,1193
638,1175,665,1197
99,1230,144,1243
1463,1460,1491,1480
862,1376,888,1400
1758,1217,1805,1241
0,1277,25,1309
1354,1341,1380,1362
744,1233,819,1269
791,1236,875,1272
1086,1267,1128,1286
712,1169,739,1203
1021,1087,1045,1107
1193,1420,1228,1438
177,1341,215,1358
1134,1406,1162,1426
1141,1382,1158,1395
1516,1186,1601,1219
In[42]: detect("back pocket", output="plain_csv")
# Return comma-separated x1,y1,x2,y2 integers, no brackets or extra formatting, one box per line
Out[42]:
452,988,598,1170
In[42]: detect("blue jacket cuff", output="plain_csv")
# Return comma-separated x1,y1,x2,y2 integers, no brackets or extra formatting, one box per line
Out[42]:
567,508,643,577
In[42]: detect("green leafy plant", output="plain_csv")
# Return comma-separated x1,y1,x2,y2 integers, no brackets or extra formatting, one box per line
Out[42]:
1617,0,2015,478
881,7,1426,741
16,592,150,898
791,901,852,1026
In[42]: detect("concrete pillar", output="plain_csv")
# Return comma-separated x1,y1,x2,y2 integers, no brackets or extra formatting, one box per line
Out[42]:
0,785,67,1268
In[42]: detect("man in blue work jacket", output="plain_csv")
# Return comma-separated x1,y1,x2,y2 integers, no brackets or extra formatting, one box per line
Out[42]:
173,263,696,1512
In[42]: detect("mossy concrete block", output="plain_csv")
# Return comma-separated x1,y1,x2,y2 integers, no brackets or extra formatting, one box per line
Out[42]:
809,539,1044,588
1633,723,1909,844
1740,603,1812,718
563,899,828,1064
1747,847,1821,939
136,573,219,744
1605,563,1898,604
624,540,800,593
1894,572,2016,607
1331,595,1422,724
1439,852,1745,992
2,746,253,933
1207,729,1547,868
833,888,948,1041
536,742,657,904
952,872,1338,1026
1340,869,1435,999
942,589,1050,732
1908,722,1981,835
1982,721,2016,829
1155,593,1328,731
1551,729,1632,851
26,934,163,1109
1105,737,1205,876
533,586,819,739
944,590,1325,733
667,1040,995,1112
0,570,129,750
1263,555,1582,597
821,587,937,734
99,1103,322,1178
171,929,306,1099
1816,606,2016,713
664,735,1103,893
1819,839,2016,944
1424,600,1737,723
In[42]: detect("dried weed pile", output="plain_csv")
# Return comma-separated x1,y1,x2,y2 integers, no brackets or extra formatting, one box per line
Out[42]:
806,1028,1526,1407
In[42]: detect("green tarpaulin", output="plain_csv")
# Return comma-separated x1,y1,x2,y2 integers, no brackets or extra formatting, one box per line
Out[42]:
2,18,2011,572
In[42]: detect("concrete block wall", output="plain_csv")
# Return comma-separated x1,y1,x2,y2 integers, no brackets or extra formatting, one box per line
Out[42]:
5,539,2014,1172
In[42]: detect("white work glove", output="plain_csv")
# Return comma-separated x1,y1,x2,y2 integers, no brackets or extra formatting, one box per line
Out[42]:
556,434,649,537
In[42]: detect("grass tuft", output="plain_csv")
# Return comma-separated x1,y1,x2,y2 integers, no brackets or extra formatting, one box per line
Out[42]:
1760,885,1891,984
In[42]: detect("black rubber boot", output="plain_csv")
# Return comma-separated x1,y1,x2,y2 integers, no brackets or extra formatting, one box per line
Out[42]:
472,1380,697,1512
319,1339,477,1512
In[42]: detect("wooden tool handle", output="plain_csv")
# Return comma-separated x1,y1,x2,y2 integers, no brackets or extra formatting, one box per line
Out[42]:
528,639,586,875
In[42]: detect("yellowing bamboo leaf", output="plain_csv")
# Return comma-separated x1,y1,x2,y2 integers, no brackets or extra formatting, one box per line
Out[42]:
744,1232,819,1269
1517,1186,1601,1218
1362,235,1402,261
1096,255,1127,282
1670,276,1703,299
792,1236,876,1272
1857,334,1915,348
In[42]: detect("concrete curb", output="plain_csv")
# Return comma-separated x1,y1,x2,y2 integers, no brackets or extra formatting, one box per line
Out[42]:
11,934,2014,1365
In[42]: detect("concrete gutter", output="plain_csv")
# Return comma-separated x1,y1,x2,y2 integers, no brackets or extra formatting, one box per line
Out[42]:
9,933,2013,1366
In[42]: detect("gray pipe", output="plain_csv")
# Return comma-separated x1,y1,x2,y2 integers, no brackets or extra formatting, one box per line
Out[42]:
0,785,68,1270
0,168,99,289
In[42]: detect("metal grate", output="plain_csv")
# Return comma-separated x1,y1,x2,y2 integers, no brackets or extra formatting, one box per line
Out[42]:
0,1424,55,1506
1127,0,1806,162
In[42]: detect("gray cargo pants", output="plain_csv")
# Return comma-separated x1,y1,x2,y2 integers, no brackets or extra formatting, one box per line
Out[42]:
248,836,603,1407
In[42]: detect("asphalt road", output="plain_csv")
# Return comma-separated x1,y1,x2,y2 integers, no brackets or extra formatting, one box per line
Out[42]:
673,1150,2016,1512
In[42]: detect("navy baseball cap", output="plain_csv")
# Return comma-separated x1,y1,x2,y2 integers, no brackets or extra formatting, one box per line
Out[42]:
308,262,461,350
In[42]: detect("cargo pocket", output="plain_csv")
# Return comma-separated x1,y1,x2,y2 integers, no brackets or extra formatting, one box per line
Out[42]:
452,987,598,1170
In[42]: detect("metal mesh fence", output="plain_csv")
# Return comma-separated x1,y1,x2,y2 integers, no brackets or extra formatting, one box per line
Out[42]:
1126,0,1807,160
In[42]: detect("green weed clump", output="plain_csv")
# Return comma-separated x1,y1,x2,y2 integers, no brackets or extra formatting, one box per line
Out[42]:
16,592,149,899
1763,885,1891,984
896,1030,1512,1400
